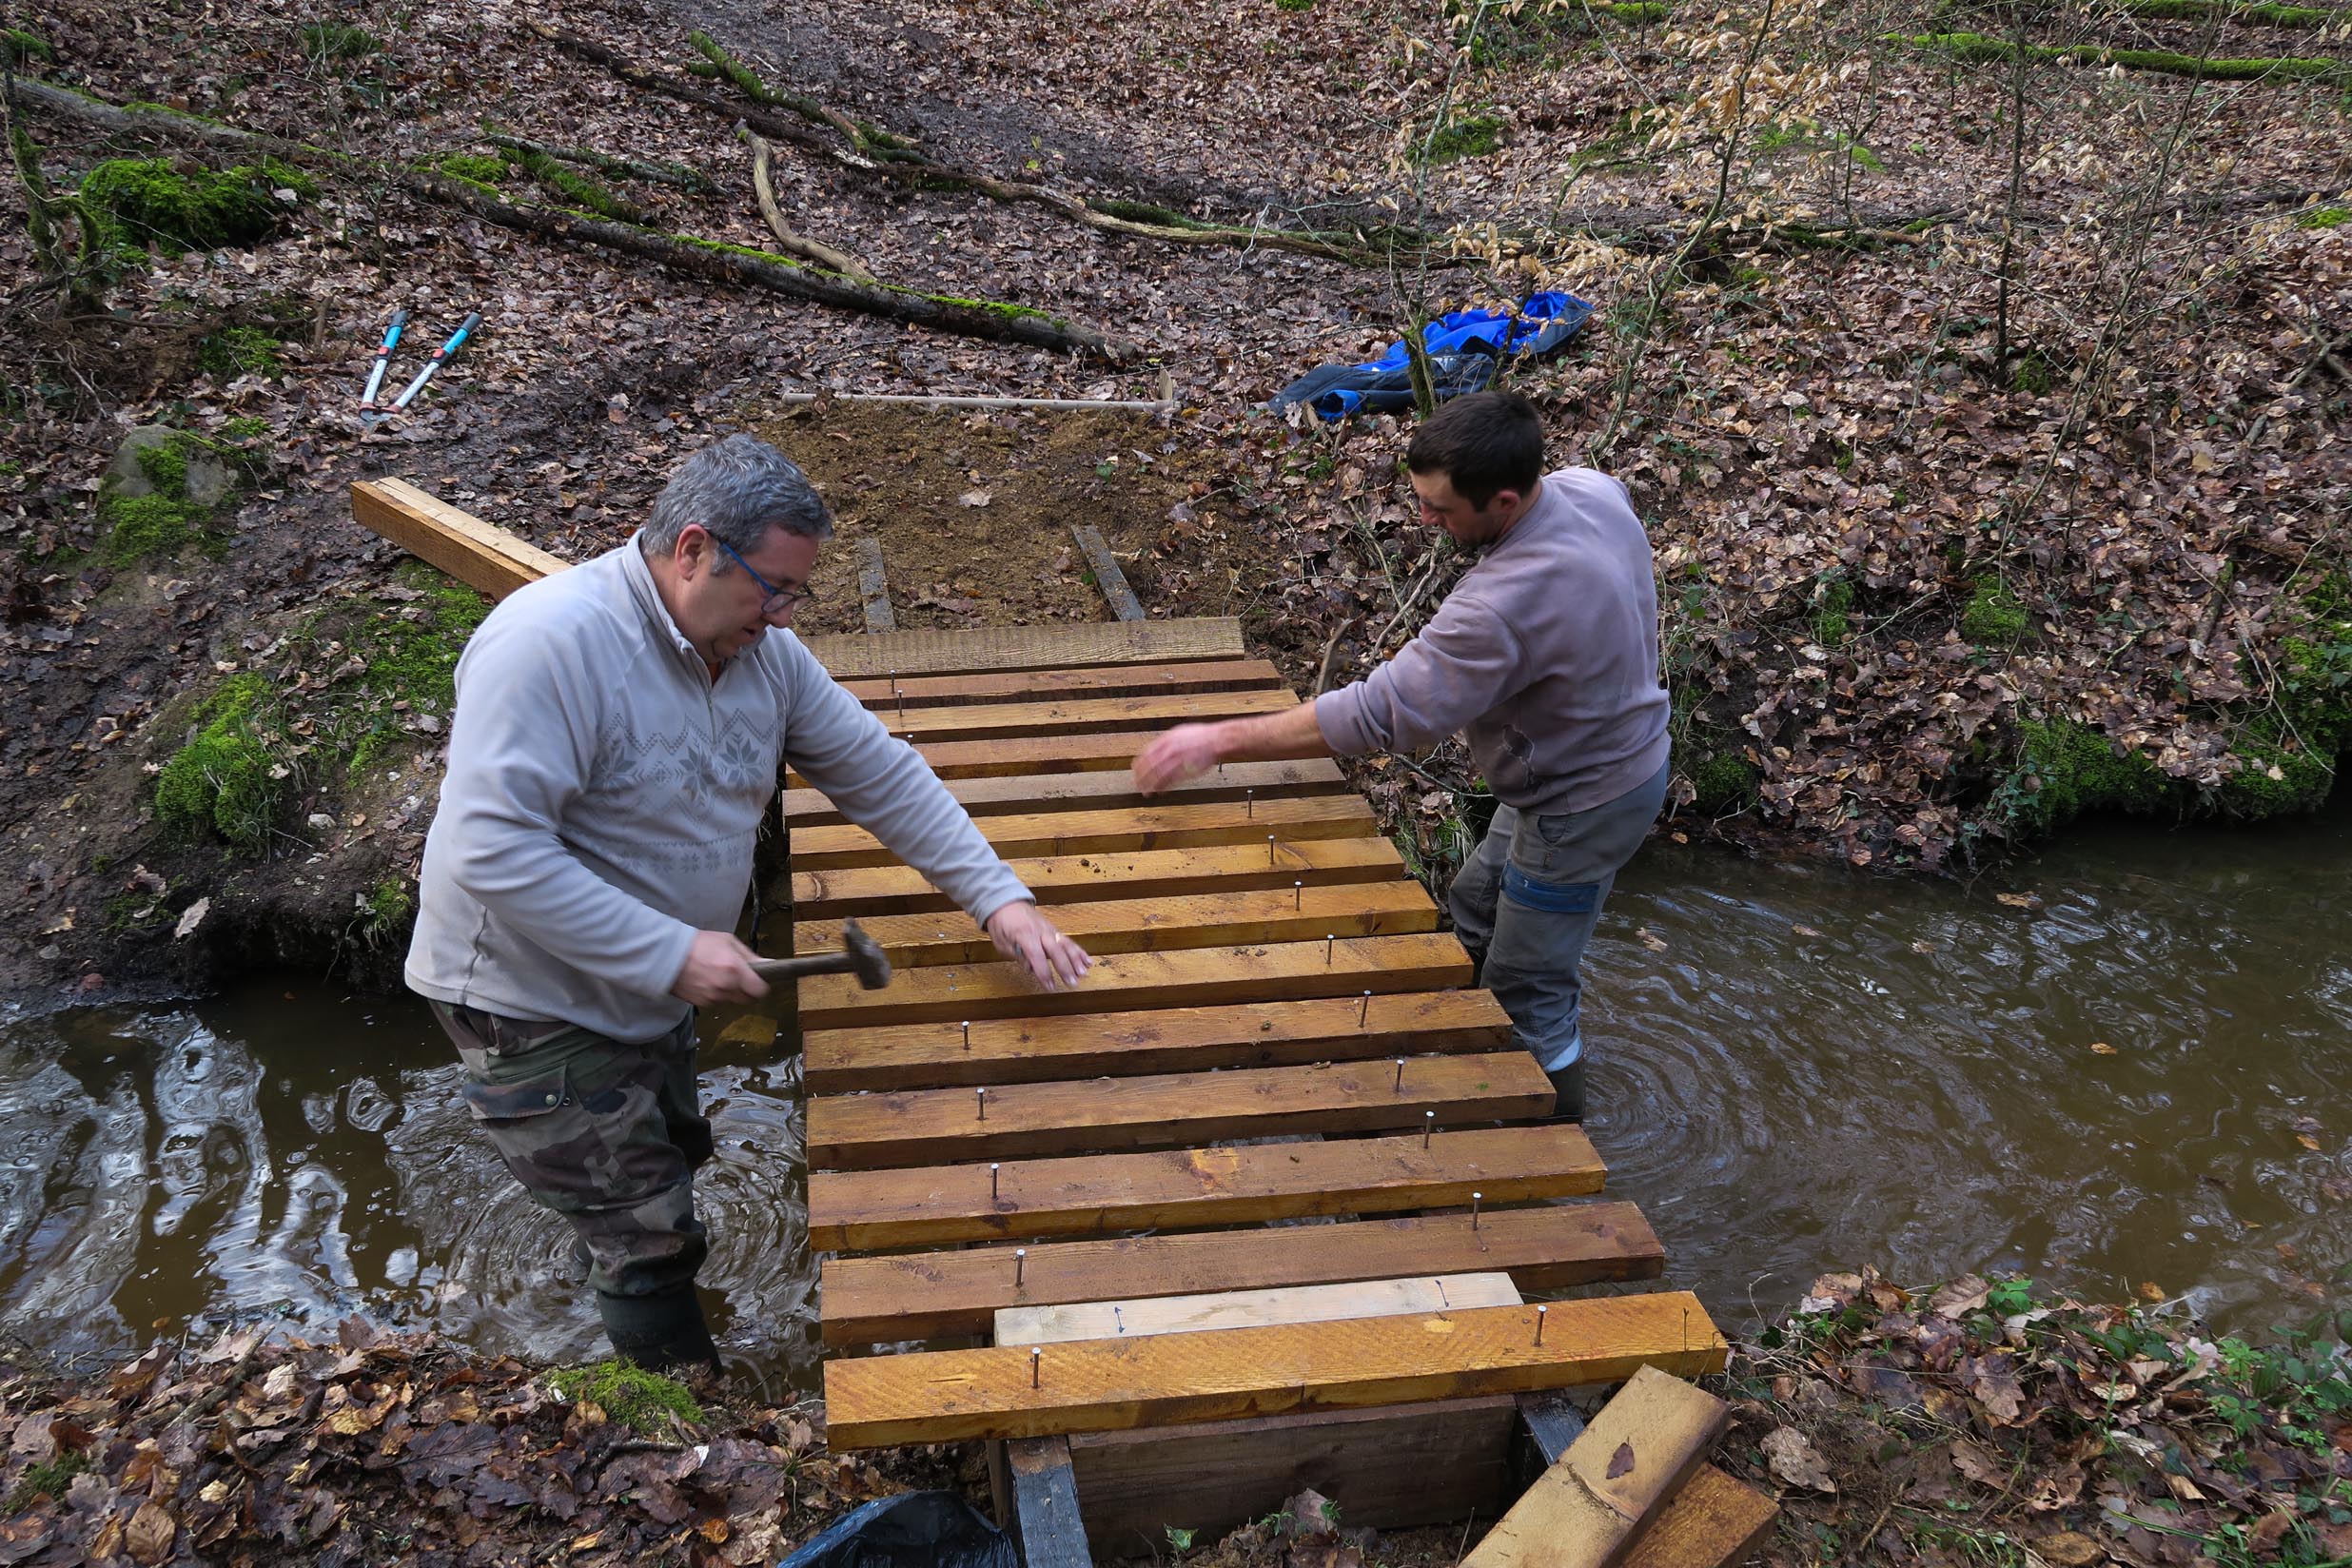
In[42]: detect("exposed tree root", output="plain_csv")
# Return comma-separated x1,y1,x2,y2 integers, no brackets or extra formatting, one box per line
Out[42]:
739,125,875,283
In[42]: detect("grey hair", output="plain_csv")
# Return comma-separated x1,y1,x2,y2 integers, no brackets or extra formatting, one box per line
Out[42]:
640,433,833,561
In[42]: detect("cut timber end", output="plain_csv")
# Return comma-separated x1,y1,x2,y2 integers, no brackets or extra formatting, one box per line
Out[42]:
820,1293,1728,1448
349,479,570,598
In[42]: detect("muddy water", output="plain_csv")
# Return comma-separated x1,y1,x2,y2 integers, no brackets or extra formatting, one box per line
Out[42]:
2,801,2346,1391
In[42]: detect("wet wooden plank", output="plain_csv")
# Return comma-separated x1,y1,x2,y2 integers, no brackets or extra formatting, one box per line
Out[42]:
795,932,1472,1029
997,1273,1521,1346
818,1203,1664,1345
790,881,1438,969
790,794,1374,872
349,479,567,599
800,617,1242,679
837,657,1284,712
805,1123,1603,1251
806,1052,1552,1168
863,688,1296,745
1072,522,1144,620
786,837,1403,922
820,1293,1729,1448
778,757,1346,829
803,990,1515,1094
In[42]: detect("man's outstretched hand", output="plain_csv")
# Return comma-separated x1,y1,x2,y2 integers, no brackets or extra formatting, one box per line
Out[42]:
1132,721,1226,794
985,902,1092,990
671,930,771,1007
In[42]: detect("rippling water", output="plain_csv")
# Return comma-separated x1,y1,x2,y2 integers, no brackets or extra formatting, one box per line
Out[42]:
1,798,2345,1390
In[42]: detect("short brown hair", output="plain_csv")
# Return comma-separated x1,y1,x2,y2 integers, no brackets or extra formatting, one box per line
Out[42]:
1405,390,1544,508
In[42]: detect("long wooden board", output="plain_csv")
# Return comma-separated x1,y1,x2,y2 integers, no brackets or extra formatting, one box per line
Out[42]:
997,1274,1522,1346
803,990,1516,1093
800,618,1244,680
778,758,1347,829
786,728,1201,785
866,689,1296,745
1619,1466,1780,1568
790,794,1374,871
819,1204,1663,1344
786,837,1404,921
839,658,1284,711
349,479,570,599
806,1123,1603,1251
808,1052,1552,1168
791,882,1439,969
796,933,1474,1029
821,1293,1729,1448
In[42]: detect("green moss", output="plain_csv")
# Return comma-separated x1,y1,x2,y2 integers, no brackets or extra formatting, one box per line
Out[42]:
102,493,208,562
1900,31,2350,85
337,568,491,777
222,415,272,440
156,674,281,847
1687,748,1762,813
136,440,189,496
548,1361,701,1433
360,875,414,946
500,147,642,224
1600,1,1669,21
6,1452,87,1512
80,157,316,255
2121,0,2338,24
1,27,53,65
2008,349,2055,394
432,152,507,185
1421,112,1503,164
199,325,284,379
1961,576,2028,645
1275,0,1314,10
298,20,381,59
1813,578,1854,645
2296,206,2349,229
2004,719,2175,833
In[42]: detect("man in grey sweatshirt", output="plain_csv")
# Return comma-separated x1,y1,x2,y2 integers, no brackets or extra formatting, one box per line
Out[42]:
406,434,1089,1372
1134,391,1669,1122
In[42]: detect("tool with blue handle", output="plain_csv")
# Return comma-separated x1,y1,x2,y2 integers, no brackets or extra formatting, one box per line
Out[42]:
385,311,481,412
359,309,407,407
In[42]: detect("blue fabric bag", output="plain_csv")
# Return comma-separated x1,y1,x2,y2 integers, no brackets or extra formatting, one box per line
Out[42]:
1268,290,1594,420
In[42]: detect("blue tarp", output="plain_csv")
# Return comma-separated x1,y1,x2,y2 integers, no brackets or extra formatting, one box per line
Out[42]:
1267,291,1594,421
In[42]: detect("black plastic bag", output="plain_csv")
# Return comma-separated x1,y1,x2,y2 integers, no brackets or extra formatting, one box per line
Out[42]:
774,1491,1017,1568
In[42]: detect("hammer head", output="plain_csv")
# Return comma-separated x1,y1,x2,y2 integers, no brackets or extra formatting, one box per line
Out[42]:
838,918,893,990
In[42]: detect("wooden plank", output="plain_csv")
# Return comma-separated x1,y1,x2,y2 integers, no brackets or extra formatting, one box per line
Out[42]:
1464,1364,1733,1568
789,793,1372,872
790,881,1439,969
1068,1396,1517,1558
806,1123,1605,1251
837,657,1285,712
853,535,894,632
795,933,1472,1029
1619,1465,1780,1568
348,479,570,598
799,617,1243,679
1007,1437,1095,1568
1071,522,1144,620
997,1273,1522,1346
861,688,1296,745
820,1293,1729,1448
778,757,1346,829
787,837,1403,922
807,1052,1553,1168
804,990,1515,1093
819,1204,1664,1345
787,727,1205,784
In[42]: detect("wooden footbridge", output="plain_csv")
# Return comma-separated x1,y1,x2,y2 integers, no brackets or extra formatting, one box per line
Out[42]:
351,480,1765,1564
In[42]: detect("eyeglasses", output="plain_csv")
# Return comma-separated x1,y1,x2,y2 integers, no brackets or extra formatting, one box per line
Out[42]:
714,536,816,617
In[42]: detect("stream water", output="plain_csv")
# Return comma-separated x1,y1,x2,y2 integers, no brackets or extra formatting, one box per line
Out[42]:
2,799,2346,1393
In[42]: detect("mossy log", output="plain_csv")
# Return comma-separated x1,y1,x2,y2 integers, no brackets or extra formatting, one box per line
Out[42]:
1901,31,2351,84
2118,0,2343,26
480,127,716,194
10,76,1121,360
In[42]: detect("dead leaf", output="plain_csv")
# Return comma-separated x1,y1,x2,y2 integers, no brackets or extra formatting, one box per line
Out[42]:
2295,1134,2323,1151
2034,1531,2105,1567
957,489,993,507
1995,891,2045,911
1635,928,1668,951
1607,1441,1636,1479
2138,1282,2166,1303
1760,1426,1835,1492
125,1500,177,1566
2088,1041,2117,1055
1950,1438,2005,1486
174,896,210,939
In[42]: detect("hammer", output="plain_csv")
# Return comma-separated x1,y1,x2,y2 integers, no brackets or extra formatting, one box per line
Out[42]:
748,918,893,990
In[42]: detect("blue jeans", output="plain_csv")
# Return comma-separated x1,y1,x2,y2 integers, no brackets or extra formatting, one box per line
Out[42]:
1448,760,1670,1070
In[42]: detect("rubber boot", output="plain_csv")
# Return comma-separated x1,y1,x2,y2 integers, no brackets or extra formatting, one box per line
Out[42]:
1544,1059,1586,1124
596,1284,721,1376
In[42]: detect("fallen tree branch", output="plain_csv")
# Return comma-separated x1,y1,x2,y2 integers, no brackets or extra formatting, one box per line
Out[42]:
480,125,715,193
739,124,874,282
11,76,1123,360
688,30,906,160
1899,31,2351,85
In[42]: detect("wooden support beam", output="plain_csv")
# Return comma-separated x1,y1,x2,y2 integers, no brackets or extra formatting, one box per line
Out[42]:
819,1203,1663,1345
862,688,1297,745
778,757,1346,830
1006,1437,1094,1568
1071,522,1143,621
808,1051,1551,1168
820,1293,1729,1447
997,1273,1521,1345
806,1123,1604,1251
837,657,1284,712
794,932,1472,1029
787,727,1205,784
348,479,569,598
1619,1467,1780,1568
786,837,1403,922
788,793,1372,871
790,881,1439,969
853,536,894,632
803,990,1515,1093
799,617,1242,679
1463,1365,1733,1568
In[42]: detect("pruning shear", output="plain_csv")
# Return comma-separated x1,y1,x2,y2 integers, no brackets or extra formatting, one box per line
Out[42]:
360,309,483,419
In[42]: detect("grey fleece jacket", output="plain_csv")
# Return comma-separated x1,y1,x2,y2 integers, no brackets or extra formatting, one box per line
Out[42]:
1315,467,1670,816
405,535,1030,1042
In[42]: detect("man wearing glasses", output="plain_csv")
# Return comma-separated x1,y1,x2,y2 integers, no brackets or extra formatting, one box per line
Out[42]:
406,433,1090,1374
